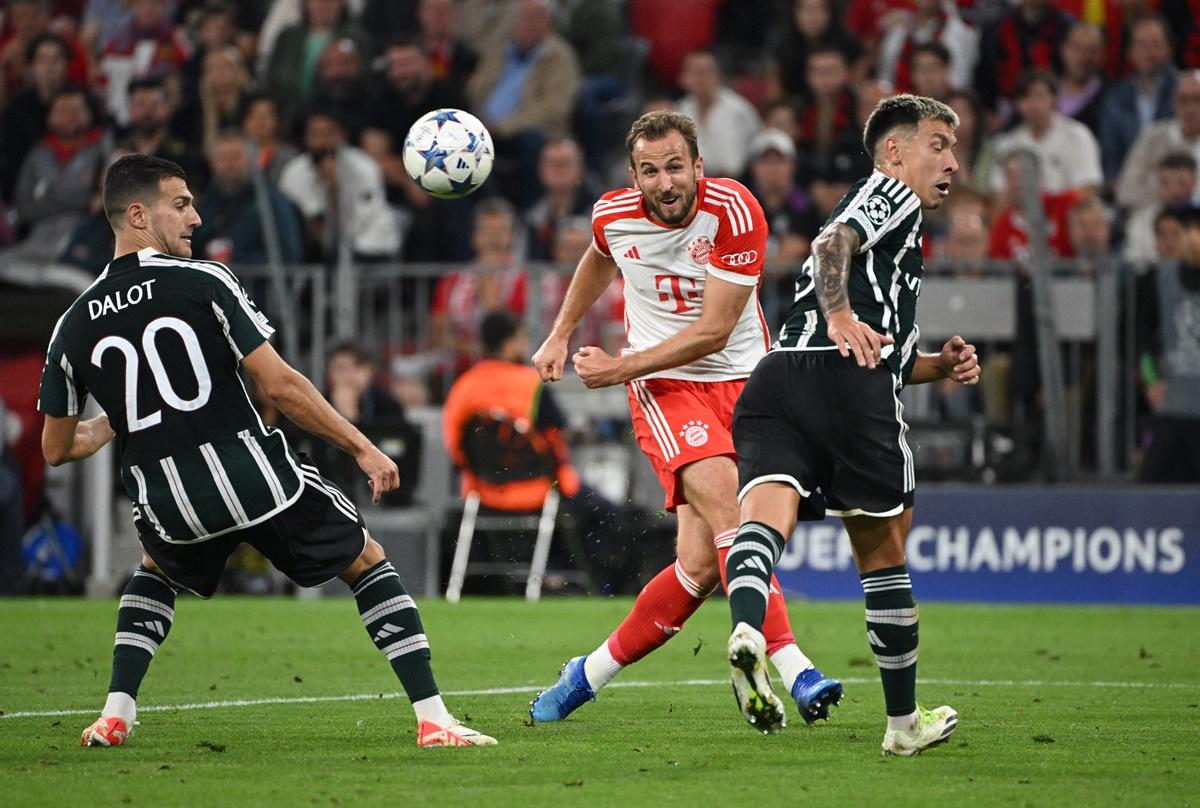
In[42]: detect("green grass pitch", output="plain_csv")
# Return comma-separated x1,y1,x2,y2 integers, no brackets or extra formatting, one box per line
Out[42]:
2,596,1198,807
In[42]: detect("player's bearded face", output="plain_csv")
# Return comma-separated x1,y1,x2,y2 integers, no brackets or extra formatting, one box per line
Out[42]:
631,133,701,226
150,177,202,258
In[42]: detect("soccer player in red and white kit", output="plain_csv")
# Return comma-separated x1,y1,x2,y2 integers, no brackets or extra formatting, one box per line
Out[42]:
529,111,842,728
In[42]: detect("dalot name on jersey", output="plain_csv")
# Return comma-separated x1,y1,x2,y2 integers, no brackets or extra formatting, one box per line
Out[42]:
88,279,158,320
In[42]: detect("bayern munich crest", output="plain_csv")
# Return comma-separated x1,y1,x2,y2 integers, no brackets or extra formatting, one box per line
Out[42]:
679,419,710,447
687,236,714,265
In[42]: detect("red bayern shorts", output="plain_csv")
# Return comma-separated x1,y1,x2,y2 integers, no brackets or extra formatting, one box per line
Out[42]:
626,377,746,511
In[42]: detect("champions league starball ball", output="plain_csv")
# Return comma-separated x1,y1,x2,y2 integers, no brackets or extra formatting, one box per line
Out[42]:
402,108,494,199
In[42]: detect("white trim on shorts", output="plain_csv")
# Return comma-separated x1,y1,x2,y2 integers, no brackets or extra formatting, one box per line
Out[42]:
737,473,812,504
825,503,907,518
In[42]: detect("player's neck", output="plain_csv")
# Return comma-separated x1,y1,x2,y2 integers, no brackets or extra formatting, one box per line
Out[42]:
113,234,168,260
875,164,914,195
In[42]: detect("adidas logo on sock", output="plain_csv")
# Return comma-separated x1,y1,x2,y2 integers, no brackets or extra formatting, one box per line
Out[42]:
133,620,166,637
735,556,769,574
373,622,404,641
654,621,682,636
867,629,887,648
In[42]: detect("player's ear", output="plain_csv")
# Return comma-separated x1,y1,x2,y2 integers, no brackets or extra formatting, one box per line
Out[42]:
694,155,704,178
126,202,148,230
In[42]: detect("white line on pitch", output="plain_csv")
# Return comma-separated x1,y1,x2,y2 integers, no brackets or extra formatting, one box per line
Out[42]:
2,676,1196,720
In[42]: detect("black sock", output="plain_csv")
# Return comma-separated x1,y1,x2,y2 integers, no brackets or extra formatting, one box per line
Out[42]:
726,521,785,631
861,564,919,717
350,560,438,702
110,566,177,699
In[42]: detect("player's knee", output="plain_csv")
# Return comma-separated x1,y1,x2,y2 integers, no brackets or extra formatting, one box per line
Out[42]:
678,555,720,592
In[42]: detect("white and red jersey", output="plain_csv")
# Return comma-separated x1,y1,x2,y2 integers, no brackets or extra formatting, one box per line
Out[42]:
591,177,771,382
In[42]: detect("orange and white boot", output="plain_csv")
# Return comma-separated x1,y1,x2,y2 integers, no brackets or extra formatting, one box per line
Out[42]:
80,716,131,747
416,718,497,747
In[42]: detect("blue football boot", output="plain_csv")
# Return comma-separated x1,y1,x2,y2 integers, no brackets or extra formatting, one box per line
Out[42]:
529,656,595,722
791,667,844,725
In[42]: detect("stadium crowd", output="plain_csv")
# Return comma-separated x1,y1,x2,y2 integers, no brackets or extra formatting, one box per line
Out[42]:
2,0,1200,590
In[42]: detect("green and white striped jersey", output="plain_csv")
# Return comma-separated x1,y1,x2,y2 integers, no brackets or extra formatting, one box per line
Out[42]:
38,247,304,544
776,171,926,382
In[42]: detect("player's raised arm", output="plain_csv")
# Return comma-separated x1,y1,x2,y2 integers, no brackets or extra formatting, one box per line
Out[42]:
241,342,398,503
811,222,893,368
533,243,620,381
575,274,753,388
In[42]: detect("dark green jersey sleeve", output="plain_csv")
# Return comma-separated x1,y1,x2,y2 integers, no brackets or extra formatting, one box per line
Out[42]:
205,262,275,360
37,316,88,417
829,174,921,254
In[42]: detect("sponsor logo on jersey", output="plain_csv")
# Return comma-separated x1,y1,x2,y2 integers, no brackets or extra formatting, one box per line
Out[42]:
687,236,714,265
679,419,710,447
864,194,892,226
724,249,759,267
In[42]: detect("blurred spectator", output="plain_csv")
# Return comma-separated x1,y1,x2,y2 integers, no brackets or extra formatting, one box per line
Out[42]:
98,0,190,125
1136,205,1200,483
468,0,580,209
58,147,127,271
1115,71,1200,214
278,109,400,262
310,36,371,139
629,0,719,91
1067,195,1114,260
876,0,979,94
936,192,992,267
178,0,238,115
1163,1,1200,72
905,42,954,102
0,0,89,100
989,152,1084,260
550,215,625,357
1153,206,1184,261
417,0,478,87
844,0,912,47
264,0,368,135
191,130,303,265
0,32,70,201
524,137,601,261
11,87,107,257
946,89,997,195
559,0,626,174
118,76,209,191
431,198,556,376
80,0,133,54
1057,21,1106,136
993,69,1102,195
768,0,863,106
675,49,761,179
309,339,421,506
183,45,252,152
745,128,816,263
795,45,867,183
359,37,473,263
1124,152,1198,266
240,93,299,185
1099,16,1178,182
975,0,1074,114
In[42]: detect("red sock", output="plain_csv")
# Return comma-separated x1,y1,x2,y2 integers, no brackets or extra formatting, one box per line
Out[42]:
607,561,709,665
716,530,797,655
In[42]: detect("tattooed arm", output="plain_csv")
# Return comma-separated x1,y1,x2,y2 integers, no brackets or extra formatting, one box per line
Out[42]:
811,222,893,368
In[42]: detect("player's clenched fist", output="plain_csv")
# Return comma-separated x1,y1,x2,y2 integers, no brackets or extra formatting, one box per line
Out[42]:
356,446,400,504
532,335,569,382
939,335,980,384
573,345,626,388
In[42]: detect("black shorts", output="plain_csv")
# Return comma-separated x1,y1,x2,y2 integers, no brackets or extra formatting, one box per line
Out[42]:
734,350,915,521
136,456,368,597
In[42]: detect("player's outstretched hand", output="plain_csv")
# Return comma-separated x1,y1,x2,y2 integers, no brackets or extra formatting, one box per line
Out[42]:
940,335,981,384
826,311,894,369
532,335,569,382
573,346,626,388
356,446,400,504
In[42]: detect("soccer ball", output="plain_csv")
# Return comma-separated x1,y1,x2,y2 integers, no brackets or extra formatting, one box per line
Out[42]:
402,108,494,199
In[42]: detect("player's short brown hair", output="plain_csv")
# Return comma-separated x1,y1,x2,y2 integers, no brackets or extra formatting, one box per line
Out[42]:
625,110,700,167
862,94,959,160
103,154,188,227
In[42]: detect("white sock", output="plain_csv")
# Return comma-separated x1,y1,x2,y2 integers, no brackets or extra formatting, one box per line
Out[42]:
583,640,623,691
769,644,813,694
888,710,919,732
102,691,136,725
412,694,453,725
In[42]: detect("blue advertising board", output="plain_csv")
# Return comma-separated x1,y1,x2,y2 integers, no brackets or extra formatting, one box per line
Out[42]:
774,487,1200,604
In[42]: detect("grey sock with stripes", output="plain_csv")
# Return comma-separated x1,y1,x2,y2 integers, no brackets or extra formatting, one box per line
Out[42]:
350,560,438,702
861,564,919,717
109,566,177,701
726,522,786,631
